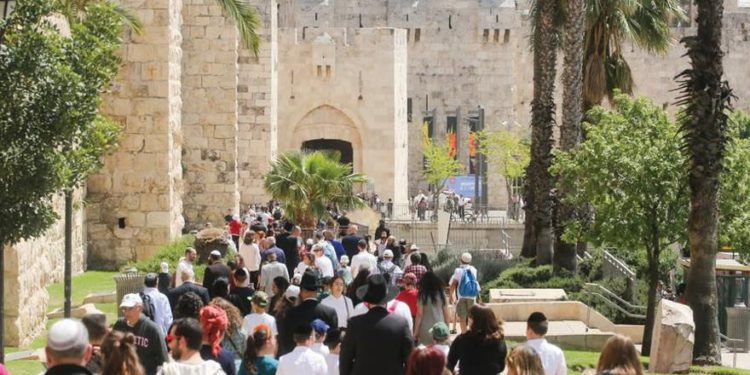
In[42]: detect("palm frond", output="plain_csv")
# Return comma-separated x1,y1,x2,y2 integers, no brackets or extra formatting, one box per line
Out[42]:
214,0,261,56
109,2,143,35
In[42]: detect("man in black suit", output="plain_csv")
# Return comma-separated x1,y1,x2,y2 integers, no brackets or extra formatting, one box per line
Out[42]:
168,269,210,309
203,250,231,298
341,224,364,259
340,274,413,375
278,269,338,356
275,221,300,277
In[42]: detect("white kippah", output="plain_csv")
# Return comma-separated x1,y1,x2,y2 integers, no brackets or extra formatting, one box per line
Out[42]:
48,319,88,351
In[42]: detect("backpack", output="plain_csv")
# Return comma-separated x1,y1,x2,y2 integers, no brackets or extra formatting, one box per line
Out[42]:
378,262,397,284
139,292,157,322
458,267,479,298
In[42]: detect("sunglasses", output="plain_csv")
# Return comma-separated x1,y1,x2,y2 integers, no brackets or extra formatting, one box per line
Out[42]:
166,335,180,343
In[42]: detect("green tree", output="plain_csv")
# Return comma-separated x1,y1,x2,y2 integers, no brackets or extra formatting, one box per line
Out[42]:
523,0,562,264
477,128,529,219
676,0,733,364
264,151,367,227
720,111,750,262
0,0,124,360
422,123,464,194
551,93,688,356
582,0,684,109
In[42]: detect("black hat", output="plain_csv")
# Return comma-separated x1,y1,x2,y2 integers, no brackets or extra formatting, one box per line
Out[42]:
293,323,313,337
527,312,547,323
300,268,320,291
356,274,399,305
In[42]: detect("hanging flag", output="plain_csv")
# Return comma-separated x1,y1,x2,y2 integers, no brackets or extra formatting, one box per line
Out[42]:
447,115,457,159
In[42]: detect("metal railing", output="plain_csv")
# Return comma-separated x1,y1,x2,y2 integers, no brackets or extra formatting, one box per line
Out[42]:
582,283,646,321
602,249,637,283
383,203,517,225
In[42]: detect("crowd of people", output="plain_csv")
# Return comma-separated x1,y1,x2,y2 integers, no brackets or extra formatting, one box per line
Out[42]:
35,205,647,375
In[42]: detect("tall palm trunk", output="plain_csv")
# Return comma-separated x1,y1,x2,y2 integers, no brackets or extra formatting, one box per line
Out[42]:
677,0,733,365
525,0,559,265
553,0,584,273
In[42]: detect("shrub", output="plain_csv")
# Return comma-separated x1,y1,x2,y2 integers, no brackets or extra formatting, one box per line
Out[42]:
429,247,520,286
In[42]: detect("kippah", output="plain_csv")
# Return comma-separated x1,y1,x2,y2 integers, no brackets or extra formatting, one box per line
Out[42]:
48,319,88,351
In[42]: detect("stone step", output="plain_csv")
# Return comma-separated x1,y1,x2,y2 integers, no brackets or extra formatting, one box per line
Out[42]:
47,303,104,320
489,288,568,303
82,291,116,305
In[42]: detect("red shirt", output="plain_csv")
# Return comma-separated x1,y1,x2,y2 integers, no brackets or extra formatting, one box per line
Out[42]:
396,288,418,317
229,219,243,236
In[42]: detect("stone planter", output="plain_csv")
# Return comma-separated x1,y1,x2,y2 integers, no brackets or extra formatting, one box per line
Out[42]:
194,228,231,264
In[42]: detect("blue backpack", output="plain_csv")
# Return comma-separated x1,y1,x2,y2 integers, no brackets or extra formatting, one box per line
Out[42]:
458,267,479,297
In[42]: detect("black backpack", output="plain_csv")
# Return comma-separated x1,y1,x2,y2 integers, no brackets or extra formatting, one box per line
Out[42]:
139,292,157,322
378,263,397,284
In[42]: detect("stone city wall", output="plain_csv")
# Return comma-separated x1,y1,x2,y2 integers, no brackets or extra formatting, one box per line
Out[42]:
238,0,279,206
2,188,86,346
89,0,184,269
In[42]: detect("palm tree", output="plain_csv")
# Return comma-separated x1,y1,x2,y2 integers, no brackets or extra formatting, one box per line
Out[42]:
583,0,684,110
554,0,585,273
56,0,261,54
676,0,733,365
523,0,562,264
264,151,367,227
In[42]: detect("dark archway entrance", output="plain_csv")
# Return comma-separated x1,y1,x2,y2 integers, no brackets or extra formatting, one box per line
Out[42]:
302,139,354,166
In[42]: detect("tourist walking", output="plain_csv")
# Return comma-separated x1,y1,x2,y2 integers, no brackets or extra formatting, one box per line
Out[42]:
229,268,255,316
169,269,210,309
158,318,226,375
337,255,353,285
403,253,427,282
199,305,236,375
277,324,328,375
525,312,566,375
506,345,545,375
447,304,507,375
313,244,335,278
323,329,344,375
377,249,402,285
44,319,95,375
425,322,451,358
112,294,169,375
351,240,378,279
595,334,643,375
414,272,450,345
321,275,355,328
238,324,278,375
341,225,364,259
405,346,450,375
82,313,108,374
174,248,197,288
260,237,286,265
448,252,480,332
209,297,247,362
340,274,414,375
276,221,301,277
239,231,262,286
395,273,418,319
260,253,289,296
278,269,339,355
173,292,205,320
142,273,173,335
100,331,145,375
243,291,278,335
204,251,231,299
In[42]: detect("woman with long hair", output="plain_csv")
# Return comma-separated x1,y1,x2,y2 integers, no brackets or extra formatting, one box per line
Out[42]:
506,345,545,375
238,324,278,375
405,346,451,375
100,331,145,375
414,272,450,344
447,304,507,375
595,334,644,375
268,276,290,318
210,297,248,361
346,268,371,306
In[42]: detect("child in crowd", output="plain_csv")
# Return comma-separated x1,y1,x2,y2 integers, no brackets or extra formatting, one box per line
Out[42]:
324,329,345,375
311,319,330,355
337,255,353,285
242,291,277,336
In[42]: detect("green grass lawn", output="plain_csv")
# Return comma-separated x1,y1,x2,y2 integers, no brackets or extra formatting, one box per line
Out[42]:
5,271,118,375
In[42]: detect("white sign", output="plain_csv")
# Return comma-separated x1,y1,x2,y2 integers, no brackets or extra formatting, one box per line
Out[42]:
740,0,750,8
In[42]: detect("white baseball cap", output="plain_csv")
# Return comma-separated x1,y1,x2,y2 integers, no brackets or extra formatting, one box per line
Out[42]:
383,249,394,258
120,293,143,308
410,244,419,250
461,252,472,263
284,285,300,301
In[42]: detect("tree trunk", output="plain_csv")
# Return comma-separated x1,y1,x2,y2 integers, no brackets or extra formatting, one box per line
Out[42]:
521,178,536,258
641,246,660,356
64,190,73,318
553,0,584,274
679,0,732,365
0,244,4,363
526,0,559,265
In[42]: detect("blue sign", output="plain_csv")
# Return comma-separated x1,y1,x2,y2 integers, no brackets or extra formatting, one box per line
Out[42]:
443,175,481,198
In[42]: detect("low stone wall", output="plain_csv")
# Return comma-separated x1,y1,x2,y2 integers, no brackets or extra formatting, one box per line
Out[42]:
2,188,87,346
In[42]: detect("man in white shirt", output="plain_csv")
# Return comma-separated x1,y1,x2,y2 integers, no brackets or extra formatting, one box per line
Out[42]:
142,273,173,335
277,324,328,375
350,299,414,334
351,240,378,279
173,248,197,287
448,252,481,332
313,244,335,278
525,312,567,375
159,317,225,375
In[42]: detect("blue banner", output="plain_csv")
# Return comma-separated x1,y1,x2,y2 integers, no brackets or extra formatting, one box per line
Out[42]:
443,175,481,198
